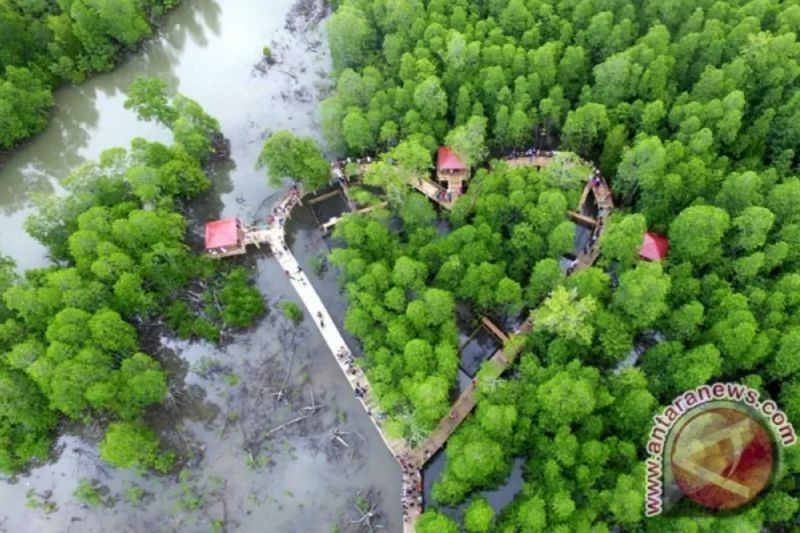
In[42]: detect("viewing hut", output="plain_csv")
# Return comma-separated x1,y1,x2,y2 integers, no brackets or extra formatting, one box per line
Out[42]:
640,231,669,261
205,218,246,258
436,146,470,194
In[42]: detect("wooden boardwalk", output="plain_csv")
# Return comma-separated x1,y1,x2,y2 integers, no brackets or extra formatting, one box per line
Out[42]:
260,188,423,531
481,316,509,343
410,177,456,209
503,153,557,169
321,202,388,233
572,173,614,272
262,208,413,460
401,165,615,531
256,155,615,533
406,318,530,469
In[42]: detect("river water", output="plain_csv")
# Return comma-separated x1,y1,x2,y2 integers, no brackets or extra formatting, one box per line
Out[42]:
0,0,401,531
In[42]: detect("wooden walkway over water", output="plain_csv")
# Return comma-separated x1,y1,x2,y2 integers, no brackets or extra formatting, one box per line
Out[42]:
571,173,613,272
262,193,413,456
321,202,388,233
410,177,456,209
406,317,530,469
246,153,613,532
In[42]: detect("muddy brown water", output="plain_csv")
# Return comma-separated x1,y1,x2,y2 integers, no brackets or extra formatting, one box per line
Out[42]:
0,1,402,531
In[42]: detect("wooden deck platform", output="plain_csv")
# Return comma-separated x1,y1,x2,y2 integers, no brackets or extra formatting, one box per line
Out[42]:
481,316,509,343
571,175,614,273
503,154,557,169
410,177,456,209
320,202,388,232
308,189,341,204
569,210,598,227
208,226,269,258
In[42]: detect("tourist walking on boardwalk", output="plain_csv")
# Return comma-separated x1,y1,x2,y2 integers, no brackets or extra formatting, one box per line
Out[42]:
317,311,324,328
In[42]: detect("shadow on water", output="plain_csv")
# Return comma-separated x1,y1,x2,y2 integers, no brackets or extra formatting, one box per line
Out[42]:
458,330,501,377
422,452,525,523
183,156,237,245
309,190,350,225
456,306,478,348
454,304,503,378
575,224,591,255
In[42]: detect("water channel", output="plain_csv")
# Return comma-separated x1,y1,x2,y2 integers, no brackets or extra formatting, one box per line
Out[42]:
0,0,402,531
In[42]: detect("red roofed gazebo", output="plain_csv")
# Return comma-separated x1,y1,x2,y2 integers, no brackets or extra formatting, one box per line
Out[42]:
640,231,669,261
437,146,467,171
436,146,470,194
205,218,245,257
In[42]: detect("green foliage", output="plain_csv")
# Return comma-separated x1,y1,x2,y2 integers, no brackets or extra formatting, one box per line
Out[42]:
464,497,495,533
532,287,597,346
280,301,303,323
321,0,800,528
0,91,263,474
125,484,146,505
445,116,488,168
257,131,330,189
73,478,103,507
217,267,265,328
308,254,327,276
0,362,58,473
416,511,459,533
562,103,609,157
669,206,730,269
0,2,179,149
612,262,671,329
326,4,375,72
100,421,173,472
26,488,57,514
599,214,646,269
125,79,222,164
0,67,53,149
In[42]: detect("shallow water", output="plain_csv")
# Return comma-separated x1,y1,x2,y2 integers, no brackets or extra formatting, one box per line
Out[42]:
0,0,330,271
0,1,402,531
422,453,525,525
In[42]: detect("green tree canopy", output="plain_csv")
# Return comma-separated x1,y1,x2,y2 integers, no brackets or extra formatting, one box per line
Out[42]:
99,421,172,472
257,131,330,189
532,286,597,345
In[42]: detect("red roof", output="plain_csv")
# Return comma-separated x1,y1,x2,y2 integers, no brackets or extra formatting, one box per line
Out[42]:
205,218,241,249
437,146,467,171
640,231,669,261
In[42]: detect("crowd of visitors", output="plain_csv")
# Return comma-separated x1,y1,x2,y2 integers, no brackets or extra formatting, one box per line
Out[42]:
578,168,612,261
435,189,453,202
505,147,558,160
398,453,424,524
330,156,375,186
266,182,302,228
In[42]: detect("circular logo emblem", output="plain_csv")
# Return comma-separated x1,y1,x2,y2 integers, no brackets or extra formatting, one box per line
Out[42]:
670,406,775,510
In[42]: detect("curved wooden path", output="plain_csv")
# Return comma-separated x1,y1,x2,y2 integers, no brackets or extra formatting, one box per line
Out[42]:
265,155,614,532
